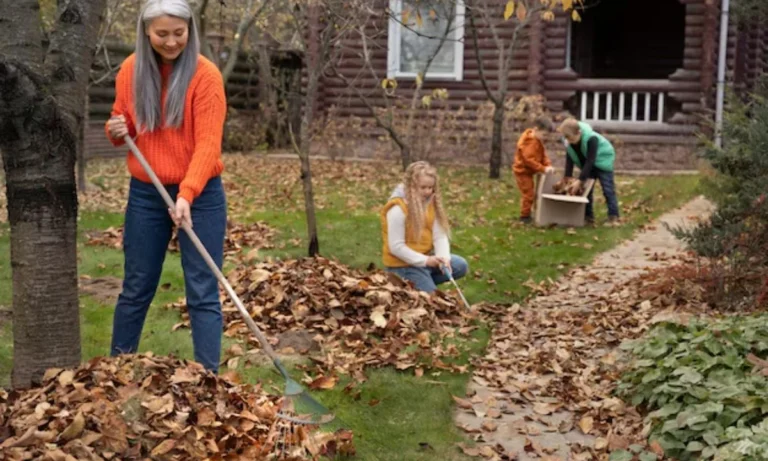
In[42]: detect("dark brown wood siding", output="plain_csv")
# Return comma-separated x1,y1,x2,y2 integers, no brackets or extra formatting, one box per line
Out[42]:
321,0,533,119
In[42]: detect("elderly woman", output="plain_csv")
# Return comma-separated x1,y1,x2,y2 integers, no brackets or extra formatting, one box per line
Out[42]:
105,0,227,372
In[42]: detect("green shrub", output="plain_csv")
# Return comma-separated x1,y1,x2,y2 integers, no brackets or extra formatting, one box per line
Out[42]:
617,315,768,460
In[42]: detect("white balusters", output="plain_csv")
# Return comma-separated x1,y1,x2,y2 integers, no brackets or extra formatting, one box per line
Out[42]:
580,90,666,123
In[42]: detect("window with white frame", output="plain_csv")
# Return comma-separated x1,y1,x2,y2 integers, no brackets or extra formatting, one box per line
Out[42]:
387,0,465,81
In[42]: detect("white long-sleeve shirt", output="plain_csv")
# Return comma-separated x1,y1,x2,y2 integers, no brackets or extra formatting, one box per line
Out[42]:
386,205,450,267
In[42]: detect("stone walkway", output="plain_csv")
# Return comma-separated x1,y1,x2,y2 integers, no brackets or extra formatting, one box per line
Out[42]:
455,196,715,460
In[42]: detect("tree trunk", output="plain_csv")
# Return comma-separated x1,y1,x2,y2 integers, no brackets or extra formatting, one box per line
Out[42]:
298,93,319,257
256,32,278,146
0,0,107,389
400,145,411,171
297,3,321,257
489,100,504,179
77,96,88,192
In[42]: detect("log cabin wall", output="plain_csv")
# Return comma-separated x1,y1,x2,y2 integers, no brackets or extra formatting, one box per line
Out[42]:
734,16,768,95
325,0,532,120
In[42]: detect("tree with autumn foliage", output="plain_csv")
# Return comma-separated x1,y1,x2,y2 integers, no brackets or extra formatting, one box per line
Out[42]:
468,0,583,179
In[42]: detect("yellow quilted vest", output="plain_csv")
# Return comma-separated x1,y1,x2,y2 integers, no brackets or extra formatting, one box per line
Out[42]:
381,197,435,267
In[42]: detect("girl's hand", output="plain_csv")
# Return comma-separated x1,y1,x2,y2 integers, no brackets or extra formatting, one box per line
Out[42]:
107,115,129,139
170,198,192,229
426,256,442,268
544,166,555,174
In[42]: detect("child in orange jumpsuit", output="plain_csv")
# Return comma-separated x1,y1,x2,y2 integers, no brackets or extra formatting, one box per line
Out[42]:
513,116,555,224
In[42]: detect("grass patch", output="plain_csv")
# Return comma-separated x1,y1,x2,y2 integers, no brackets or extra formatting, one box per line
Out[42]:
0,159,700,458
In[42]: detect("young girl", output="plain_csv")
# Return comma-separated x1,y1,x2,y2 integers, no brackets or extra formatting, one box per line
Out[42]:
105,0,227,373
381,161,468,292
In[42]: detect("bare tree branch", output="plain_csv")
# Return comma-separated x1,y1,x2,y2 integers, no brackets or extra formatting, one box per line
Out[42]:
402,0,457,156
386,2,464,44
467,1,498,104
90,0,126,87
221,0,273,84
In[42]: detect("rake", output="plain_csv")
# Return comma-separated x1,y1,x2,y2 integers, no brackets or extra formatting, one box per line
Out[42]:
442,264,472,311
122,135,334,457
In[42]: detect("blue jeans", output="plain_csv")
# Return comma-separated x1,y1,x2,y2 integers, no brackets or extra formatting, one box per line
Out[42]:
111,176,227,373
586,168,620,220
387,255,469,293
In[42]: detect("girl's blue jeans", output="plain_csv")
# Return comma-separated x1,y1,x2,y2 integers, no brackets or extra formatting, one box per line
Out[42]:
111,176,226,373
387,254,469,293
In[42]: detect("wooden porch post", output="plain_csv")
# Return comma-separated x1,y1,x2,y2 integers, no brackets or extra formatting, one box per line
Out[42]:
701,0,719,111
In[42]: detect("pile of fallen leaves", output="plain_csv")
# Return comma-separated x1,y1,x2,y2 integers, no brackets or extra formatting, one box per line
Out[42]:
552,177,584,196
168,256,499,380
462,255,712,460
0,353,353,460
85,220,275,258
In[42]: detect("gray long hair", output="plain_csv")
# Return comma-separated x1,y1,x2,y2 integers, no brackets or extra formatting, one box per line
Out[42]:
134,0,200,132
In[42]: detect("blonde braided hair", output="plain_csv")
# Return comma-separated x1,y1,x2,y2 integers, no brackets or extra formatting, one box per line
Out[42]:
403,161,450,241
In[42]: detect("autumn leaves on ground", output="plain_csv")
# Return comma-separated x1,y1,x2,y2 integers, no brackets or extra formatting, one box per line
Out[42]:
0,155,701,460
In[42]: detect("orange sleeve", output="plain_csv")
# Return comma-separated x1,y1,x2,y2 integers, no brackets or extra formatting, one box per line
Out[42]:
104,59,137,147
543,147,552,167
520,140,547,173
178,65,228,204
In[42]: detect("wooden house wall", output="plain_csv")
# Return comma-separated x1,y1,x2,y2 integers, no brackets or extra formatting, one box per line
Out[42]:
322,0,537,122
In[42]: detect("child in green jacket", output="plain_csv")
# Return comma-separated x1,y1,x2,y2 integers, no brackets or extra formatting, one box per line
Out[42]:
557,118,620,224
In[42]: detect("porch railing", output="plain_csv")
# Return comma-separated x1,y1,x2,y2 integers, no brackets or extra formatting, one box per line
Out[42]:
575,79,671,124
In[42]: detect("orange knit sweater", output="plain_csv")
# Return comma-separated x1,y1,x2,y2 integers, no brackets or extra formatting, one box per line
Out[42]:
105,54,227,204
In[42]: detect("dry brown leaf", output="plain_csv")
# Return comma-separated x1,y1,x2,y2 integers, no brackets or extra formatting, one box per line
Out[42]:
481,420,498,432
533,402,558,415
452,395,474,410
58,370,75,387
150,439,176,457
142,393,174,415
458,443,481,457
578,415,593,435
58,412,85,441
649,439,665,455
308,375,338,390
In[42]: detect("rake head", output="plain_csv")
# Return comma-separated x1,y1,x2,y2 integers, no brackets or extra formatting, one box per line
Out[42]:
267,376,353,460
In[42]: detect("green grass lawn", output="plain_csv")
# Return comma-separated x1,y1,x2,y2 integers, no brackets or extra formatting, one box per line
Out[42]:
0,158,700,460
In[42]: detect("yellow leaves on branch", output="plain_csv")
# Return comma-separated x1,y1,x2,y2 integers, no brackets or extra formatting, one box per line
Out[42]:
504,1,527,21
572,9,582,21
507,0,583,22
541,10,555,21
517,2,527,20
381,78,398,96
503,0,515,20
422,89,449,108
